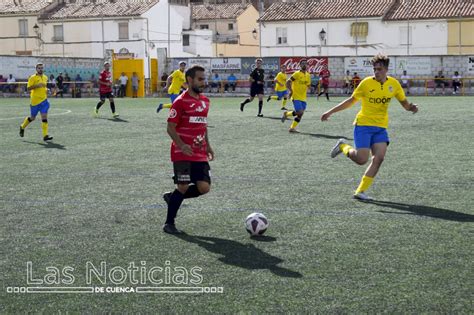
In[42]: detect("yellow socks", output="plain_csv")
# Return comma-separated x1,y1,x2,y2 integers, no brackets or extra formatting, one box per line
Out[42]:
271,96,278,100
21,117,31,129
163,103,172,109
341,143,353,156
41,120,48,137
282,98,287,106
290,119,299,129
355,175,374,194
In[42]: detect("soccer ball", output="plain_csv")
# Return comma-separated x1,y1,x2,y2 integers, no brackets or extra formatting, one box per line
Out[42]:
245,212,269,236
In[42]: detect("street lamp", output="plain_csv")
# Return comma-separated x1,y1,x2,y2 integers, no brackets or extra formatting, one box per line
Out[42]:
33,23,40,36
318,28,326,56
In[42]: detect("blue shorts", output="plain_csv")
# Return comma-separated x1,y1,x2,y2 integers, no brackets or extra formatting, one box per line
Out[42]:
354,125,390,149
30,99,50,117
276,90,288,99
292,100,307,112
170,94,179,103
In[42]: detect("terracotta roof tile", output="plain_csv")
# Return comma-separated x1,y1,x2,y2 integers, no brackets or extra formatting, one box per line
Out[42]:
0,0,50,15
384,0,474,20
41,0,159,20
192,3,250,20
259,0,394,22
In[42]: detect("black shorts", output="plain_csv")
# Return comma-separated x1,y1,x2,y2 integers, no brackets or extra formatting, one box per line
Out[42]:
100,92,114,100
250,83,264,97
173,161,211,184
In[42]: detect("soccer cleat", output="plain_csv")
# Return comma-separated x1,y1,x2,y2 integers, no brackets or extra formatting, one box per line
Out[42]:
19,127,25,137
267,95,271,102
156,103,163,113
163,224,183,234
281,107,288,110
112,112,120,118
331,138,348,158
240,102,245,112
281,112,287,123
353,192,374,201
163,192,171,205
93,108,99,117
43,135,53,142
288,128,299,133
257,114,263,117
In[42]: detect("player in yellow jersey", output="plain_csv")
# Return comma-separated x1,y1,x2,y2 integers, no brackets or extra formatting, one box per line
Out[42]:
281,59,311,133
19,63,53,141
157,61,187,113
321,53,418,201
267,64,289,110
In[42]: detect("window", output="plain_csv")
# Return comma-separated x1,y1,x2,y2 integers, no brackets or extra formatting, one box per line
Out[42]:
228,23,234,30
351,22,368,43
399,26,412,45
200,24,209,30
183,34,190,46
118,22,129,40
53,25,63,41
19,19,28,37
276,27,287,45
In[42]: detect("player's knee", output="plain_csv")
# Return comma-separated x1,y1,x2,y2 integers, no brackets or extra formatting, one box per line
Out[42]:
177,184,189,194
197,183,211,195
29,116,36,121
355,155,369,165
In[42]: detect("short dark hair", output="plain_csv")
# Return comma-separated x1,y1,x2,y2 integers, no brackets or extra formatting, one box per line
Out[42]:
371,53,390,68
185,65,205,80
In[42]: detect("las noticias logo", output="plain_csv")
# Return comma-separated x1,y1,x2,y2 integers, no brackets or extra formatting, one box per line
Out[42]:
7,261,223,294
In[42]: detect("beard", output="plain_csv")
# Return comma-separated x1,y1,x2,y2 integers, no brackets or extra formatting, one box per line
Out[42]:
191,86,203,94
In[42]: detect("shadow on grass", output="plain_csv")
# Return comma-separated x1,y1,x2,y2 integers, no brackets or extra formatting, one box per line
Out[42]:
299,132,352,140
174,234,302,278
23,140,66,150
260,116,284,121
370,200,474,222
107,117,129,123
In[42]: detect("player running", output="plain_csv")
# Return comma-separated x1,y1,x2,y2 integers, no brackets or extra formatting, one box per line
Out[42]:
93,61,119,118
157,61,187,114
267,64,289,110
240,58,265,117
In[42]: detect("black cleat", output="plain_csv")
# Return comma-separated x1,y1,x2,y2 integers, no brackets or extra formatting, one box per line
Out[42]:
240,102,245,112
257,114,263,117
19,127,25,137
163,224,183,234
267,95,271,102
163,192,171,205
43,135,53,142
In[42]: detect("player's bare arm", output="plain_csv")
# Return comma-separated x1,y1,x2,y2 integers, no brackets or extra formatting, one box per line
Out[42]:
205,130,214,161
400,99,419,114
321,96,357,121
167,122,193,156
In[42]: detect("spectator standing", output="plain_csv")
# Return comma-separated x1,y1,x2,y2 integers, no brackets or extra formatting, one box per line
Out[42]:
56,72,64,98
452,71,462,95
400,70,410,95
131,72,139,98
119,72,128,97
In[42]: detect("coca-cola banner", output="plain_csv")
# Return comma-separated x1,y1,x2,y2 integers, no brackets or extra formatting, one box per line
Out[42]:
241,57,280,75
280,57,328,74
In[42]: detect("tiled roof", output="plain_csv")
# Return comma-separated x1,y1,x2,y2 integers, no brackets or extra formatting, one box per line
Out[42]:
259,0,395,22
0,0,50,15
41,0,159,20
384,0,474,20
192,3,250,20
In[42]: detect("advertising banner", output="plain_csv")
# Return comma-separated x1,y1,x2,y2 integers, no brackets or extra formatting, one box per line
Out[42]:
280,57,328,74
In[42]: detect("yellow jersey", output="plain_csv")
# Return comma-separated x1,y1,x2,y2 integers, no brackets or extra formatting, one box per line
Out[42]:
168,69,186,95
27,73,48,106
351,76,406,129
290,71,311,101
274,72,287,92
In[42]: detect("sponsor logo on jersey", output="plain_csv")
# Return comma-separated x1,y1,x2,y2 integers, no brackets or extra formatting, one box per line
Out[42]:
189,116,207,123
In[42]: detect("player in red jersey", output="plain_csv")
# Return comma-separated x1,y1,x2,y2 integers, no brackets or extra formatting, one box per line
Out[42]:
162,65,215,234
93,61,119,118
317,68,331,101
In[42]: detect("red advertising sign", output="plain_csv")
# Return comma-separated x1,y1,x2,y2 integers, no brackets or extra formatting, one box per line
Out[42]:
280,57,328,74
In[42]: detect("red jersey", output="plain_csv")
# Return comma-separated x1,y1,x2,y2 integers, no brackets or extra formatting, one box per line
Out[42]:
320,69,330,85
99,70,112,94
167,91,210,162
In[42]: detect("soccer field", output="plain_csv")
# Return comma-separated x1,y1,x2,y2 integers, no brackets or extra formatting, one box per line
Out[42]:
1,96,473,313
